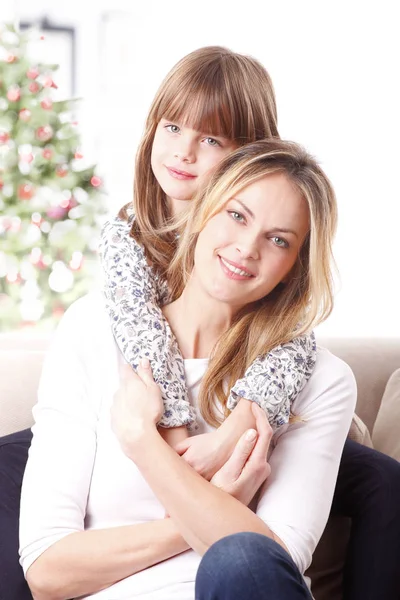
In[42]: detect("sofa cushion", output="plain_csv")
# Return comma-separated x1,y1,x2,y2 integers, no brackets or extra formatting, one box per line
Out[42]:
0,350,45,437
348,413,373,448
372,368,400,461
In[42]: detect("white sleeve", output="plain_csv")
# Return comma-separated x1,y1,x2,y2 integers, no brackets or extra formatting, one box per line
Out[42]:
19,297,99,575
255,348,357,574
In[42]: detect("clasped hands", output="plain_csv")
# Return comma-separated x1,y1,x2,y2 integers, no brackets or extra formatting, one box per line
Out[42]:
111,359,272,507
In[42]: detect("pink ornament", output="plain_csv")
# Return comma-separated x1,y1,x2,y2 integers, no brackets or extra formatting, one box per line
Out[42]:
42,148,53,160
18,183,35,200
42,76,58,89
40,97,53,110
68,196,78,209
6,54,17,64
0,178,3,190
21,153,34,164
74,150,83,159
19,108,32,122
46,206,67,219
29,82,40,94
90,175,102,188
27,67,40,80
56,165,68,178
1,216,11,229
36,125,53,143
7,86,21,102
0,132,10,144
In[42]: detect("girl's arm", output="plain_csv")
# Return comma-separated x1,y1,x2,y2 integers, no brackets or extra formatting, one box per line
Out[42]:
99,215,195,429
228,331,317,429
175,333,317,479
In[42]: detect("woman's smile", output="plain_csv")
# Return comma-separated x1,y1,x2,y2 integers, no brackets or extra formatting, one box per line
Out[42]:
218,256,255,280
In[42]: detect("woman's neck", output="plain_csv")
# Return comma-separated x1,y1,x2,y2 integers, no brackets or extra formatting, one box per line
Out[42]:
162,278,235,359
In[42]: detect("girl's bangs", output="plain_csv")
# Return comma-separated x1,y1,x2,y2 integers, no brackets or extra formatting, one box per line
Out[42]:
157,77,242,140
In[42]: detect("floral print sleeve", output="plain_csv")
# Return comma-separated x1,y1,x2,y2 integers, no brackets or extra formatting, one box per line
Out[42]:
99,214,317,431
228,333,316,429
99,214,196,428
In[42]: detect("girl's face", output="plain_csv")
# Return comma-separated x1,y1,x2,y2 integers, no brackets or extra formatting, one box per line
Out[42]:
151,118,237,215
192,172,310,312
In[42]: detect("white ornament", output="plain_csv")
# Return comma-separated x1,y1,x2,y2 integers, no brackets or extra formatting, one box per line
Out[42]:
48,262,74,293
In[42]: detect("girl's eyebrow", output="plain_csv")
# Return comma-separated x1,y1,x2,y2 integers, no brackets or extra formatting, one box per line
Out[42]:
232,198,299,238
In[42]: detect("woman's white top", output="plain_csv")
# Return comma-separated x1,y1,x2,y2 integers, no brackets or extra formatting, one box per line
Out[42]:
19,293,357,599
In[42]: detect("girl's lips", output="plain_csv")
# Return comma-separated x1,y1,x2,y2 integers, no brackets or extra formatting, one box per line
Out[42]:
218,256,255,281
166,166,196,180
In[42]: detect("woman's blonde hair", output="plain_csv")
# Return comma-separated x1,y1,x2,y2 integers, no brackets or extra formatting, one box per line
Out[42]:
168,139,338,427
119,46,279,277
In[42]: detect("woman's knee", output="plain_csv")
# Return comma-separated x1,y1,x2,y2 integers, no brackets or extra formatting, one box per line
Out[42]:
196,532,298,591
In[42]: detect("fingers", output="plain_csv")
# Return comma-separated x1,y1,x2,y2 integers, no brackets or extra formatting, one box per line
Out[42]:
249,403,273,462
221,428,258,480
136,357,155,386
120,358,155,387
174,437,192,455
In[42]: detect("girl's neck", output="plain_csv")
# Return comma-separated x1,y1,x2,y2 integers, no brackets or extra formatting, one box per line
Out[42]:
162,278,235,359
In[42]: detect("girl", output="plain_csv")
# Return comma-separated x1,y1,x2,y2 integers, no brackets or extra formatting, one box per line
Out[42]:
20,139,356,600
99,47,316,473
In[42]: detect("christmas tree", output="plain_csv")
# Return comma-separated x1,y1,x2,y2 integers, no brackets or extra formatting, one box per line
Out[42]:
0,23,107,331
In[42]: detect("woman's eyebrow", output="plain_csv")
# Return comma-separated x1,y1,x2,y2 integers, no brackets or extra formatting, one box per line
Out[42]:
233,199,255,219
233,199,299,238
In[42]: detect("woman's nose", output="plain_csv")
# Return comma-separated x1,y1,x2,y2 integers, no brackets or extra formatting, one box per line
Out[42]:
236,232,260,260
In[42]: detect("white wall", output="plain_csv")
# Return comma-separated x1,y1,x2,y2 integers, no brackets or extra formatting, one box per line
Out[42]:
3,0,399,337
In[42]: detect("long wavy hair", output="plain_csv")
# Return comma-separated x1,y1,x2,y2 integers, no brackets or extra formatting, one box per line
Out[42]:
119,46,279,278
167,139,338,427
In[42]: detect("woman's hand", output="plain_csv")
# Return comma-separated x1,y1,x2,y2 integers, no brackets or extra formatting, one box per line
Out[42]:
210,403,272,506
111,358,164,458
174,431,231,481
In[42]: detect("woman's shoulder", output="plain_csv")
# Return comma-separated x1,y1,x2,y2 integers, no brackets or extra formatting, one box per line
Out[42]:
57,292,112,345
292,345,357,414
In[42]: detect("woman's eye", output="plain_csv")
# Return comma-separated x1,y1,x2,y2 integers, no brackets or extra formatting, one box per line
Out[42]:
204,137,220,147
166,124,180,134
272,236,288,248
228,210,245,223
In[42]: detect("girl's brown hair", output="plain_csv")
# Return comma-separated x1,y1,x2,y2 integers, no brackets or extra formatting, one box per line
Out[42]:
168,139,338,427
119,46,279,277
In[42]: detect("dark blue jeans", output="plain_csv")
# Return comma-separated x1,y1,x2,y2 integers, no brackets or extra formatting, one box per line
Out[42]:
1,432,400,600
196,532,312,599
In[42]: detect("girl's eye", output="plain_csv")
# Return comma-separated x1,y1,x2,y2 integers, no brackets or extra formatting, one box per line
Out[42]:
166,124,180,134
204,137,220,147
228,210,245,223
271,236,289,248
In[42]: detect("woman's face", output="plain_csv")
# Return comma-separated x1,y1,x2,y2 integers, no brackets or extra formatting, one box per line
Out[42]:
151,118,237,214
193,172,310,312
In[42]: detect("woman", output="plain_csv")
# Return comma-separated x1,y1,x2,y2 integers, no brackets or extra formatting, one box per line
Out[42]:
19,140,356,599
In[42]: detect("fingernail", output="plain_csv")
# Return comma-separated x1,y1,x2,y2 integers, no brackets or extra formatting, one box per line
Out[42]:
245,429,257,442
141,357,150,368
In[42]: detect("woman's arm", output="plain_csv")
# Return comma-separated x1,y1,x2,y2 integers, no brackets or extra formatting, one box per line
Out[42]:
255,348,357,573
27,520,189,600
112,362,282,557
20,298,190,600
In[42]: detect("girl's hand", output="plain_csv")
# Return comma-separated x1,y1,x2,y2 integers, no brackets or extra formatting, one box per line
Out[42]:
111,358,164,458
210,403,272,506
174,432,231,481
